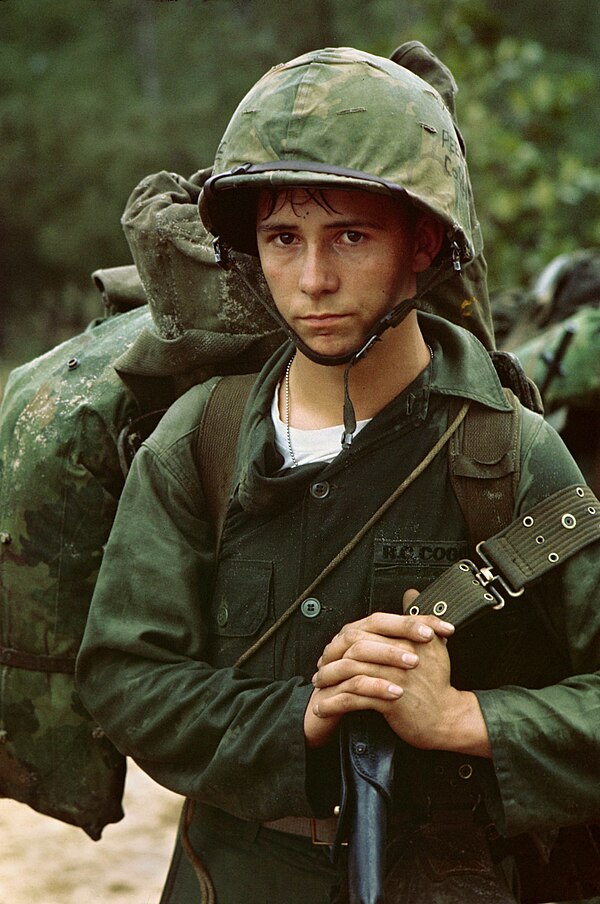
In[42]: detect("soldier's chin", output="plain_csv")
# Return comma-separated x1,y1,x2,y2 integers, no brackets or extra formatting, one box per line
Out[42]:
298,337,358,364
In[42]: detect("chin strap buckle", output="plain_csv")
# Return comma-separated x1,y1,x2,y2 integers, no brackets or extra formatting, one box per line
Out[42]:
213,237,233,270
451,240,462,272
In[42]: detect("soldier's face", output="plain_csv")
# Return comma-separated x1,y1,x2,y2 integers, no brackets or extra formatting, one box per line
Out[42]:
256,188,438,360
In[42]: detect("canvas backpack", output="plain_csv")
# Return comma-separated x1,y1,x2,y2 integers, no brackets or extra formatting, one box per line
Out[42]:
0,252,282,840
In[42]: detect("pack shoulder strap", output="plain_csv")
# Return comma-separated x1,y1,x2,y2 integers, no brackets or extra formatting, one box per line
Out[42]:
449,388,522,545
195,373,523,552
196,373,257,543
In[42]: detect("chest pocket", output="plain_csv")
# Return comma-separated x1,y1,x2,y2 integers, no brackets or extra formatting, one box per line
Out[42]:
370,538,469,614
210,559,273,638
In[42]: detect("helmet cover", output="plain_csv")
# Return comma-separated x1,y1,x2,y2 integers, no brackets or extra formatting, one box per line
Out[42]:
200,47,474,264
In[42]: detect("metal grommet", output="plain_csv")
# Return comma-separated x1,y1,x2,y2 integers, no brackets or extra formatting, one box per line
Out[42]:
535,536,545,545
301,598,321,619
522,516,534,528
217,604,229,627
483,593,495,602
433,601,448,616
458,763,473,780
561,513,576,529
576,487,585,497
588,507,596,515
408,605,420,616
548,552,560,563
459,563,470,572
67,356,80,371
354,742,367,755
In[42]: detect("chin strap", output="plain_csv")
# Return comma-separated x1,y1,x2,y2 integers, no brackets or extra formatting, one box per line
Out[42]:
214,236,459,447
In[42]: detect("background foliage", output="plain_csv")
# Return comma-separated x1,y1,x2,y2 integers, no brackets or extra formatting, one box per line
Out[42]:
1,0,599,371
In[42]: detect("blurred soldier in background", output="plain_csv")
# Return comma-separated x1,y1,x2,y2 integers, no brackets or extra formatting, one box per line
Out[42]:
497,249,600,495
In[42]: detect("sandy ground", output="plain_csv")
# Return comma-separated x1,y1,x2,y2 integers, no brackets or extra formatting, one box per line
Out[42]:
0,760,182,904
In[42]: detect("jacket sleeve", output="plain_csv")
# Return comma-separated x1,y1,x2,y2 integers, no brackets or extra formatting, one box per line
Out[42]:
474,409,600,836
75,394,315,823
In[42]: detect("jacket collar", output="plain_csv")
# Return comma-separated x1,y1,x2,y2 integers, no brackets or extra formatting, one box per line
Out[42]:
422,313,512,412
234,314,510,513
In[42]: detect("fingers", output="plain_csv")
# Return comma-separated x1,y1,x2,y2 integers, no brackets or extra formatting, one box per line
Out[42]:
311,677,403,720
318,610,454,668
314,644,417,690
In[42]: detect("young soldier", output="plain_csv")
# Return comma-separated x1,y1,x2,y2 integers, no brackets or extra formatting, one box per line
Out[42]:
76,47,600,903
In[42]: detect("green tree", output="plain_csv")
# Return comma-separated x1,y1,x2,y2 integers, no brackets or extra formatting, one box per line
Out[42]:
1,0,599,363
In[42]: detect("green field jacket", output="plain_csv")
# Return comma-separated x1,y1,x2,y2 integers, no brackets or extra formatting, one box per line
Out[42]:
76,313,600,840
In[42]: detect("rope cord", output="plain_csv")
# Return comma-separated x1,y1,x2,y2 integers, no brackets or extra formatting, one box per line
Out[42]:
234,399,470,669
179,798,216,904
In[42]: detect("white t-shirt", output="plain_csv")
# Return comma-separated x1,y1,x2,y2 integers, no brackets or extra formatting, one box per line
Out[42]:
270,384,370,469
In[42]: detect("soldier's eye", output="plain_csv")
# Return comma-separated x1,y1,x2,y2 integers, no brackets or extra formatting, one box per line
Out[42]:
343,231,363,244
276,233,296,245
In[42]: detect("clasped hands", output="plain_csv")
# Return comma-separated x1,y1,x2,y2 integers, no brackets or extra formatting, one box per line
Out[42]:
304,589,491,758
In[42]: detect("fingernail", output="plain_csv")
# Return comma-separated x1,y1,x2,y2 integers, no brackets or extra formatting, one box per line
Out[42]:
311,673,318,685
402,652,418,666
388,684,403,697
418,625,434,638
440,620,455,632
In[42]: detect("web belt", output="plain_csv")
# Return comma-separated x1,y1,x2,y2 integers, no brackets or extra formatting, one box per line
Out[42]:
406,484,600,627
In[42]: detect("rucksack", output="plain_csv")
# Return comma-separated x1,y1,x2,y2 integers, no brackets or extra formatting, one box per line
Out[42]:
0,250,282,840
0,296,149,840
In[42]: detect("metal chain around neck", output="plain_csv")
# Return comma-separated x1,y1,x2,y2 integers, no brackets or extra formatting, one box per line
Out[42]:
285,343,433,465
284,355,299,468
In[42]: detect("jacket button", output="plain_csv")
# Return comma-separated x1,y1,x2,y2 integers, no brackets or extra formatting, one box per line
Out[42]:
301,598,321,619
310,481,330,499
0,531,12,545
217,604,229,627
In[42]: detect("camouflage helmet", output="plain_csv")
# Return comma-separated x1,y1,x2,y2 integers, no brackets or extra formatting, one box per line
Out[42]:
200,46,475,271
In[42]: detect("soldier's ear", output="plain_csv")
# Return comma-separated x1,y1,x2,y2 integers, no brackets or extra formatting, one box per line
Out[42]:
412,214,444,273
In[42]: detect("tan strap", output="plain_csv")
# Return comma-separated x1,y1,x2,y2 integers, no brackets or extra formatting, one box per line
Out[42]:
182,374,255,902
196,373,257,546
449,388,521,545
262,815,340,845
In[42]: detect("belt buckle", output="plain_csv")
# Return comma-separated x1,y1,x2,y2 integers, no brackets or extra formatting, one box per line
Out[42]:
473,543,525,609
310,818,330,845
310,816,347,847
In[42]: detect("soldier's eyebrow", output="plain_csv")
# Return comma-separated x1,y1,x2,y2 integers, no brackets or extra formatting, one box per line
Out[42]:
257,222,299,233
257,217,385,233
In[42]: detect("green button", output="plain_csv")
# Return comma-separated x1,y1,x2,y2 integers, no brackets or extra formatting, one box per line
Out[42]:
217,604,229,627
301,598,321,619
